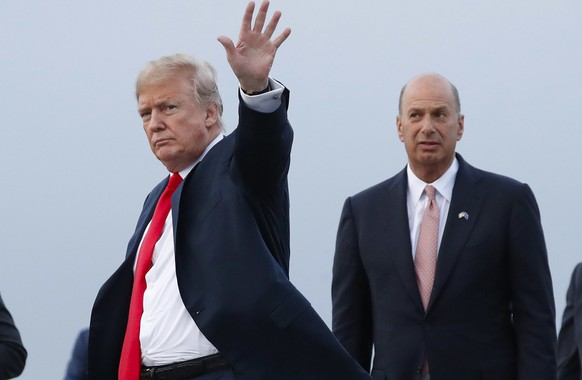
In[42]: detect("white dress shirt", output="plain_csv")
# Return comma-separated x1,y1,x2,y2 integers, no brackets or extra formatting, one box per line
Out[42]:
406,158,459,258
138,79,284,366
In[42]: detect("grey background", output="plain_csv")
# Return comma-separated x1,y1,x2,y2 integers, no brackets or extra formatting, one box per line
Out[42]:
1,0,581,378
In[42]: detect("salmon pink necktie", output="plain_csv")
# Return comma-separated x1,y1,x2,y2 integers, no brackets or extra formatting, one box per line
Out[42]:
415,185,439,311
118,173,183,380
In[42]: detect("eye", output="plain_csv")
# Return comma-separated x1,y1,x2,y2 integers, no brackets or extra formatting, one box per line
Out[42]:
140,111,151,121
409,112,419,119
434,111,448,119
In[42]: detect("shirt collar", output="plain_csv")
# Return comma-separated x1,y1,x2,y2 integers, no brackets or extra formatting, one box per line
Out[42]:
177,134,225,178
407,157,459,204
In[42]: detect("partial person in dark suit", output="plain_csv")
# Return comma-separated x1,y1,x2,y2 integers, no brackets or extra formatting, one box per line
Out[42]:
64,328,88,380
558,262,582,380
332,73,557,380
89,1,370,379
0,293,26,379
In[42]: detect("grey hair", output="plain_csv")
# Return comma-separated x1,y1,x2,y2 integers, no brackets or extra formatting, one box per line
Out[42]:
136,53,225,132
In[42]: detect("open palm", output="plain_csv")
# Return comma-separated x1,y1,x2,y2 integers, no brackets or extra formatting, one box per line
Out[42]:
218,1,291,93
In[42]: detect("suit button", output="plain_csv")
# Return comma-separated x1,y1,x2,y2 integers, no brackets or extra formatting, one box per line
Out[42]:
422,323,430,330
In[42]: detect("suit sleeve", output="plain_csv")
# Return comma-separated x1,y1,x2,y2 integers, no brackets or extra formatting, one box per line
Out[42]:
508,184,557,379
0,294,27,379
232,87,293,273
332,197,373,372
234,86,293,199
557,264,582,380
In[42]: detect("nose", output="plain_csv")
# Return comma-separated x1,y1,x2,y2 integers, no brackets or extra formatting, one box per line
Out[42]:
146,110,165,132
420,116,434,134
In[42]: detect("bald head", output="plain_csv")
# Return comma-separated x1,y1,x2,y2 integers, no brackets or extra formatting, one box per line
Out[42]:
398,73,461,115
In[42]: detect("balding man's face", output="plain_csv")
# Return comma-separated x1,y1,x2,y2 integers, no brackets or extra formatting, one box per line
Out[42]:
396,75,464,182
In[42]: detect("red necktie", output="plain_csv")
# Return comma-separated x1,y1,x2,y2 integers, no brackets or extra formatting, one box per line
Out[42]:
118,173,183,380
415,185,439,311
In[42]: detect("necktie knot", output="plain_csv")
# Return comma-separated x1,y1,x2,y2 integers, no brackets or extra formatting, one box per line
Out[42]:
424,185,436,203
167,173,183,193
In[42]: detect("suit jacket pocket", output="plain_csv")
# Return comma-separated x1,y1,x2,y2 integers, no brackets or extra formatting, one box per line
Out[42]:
480,358,516,380
268,291,310,329
370,368,386,380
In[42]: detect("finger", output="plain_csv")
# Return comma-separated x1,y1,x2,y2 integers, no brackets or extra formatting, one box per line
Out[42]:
272,27,291,48
217,35,236,55
240,1,255,36
263,10,281,39
252,0,270,33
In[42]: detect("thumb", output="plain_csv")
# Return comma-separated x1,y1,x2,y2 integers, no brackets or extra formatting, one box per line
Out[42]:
217,36,235,56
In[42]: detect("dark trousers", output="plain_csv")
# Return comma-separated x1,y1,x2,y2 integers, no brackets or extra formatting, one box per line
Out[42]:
186,368,236,380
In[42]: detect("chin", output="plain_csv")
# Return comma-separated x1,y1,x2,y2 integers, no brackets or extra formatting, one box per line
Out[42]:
417,154,440,163
155,155,175,170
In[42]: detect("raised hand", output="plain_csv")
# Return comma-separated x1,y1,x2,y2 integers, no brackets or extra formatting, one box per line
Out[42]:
217,1,291,93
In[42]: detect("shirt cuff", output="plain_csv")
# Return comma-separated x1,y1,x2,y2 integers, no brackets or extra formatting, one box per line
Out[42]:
239,78,284,114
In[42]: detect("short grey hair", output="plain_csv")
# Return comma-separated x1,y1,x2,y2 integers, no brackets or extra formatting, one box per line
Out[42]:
136,53,225,131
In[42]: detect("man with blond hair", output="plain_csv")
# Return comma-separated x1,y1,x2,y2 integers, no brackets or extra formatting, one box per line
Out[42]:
89,2,371,380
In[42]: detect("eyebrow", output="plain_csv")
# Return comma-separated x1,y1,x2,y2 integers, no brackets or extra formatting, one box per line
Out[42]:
407,105,450,113
431,106,450,113
138,97,175,113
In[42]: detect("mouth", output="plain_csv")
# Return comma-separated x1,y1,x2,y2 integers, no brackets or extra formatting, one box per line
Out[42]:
418,141,440,150
153,138,171,147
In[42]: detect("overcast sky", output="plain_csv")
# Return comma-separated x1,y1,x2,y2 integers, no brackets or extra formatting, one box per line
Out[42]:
1,0,581,378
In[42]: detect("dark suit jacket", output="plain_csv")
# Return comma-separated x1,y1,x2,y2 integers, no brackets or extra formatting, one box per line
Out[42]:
558,263,582,380
0,294,26,379
89,90,370,380
332,154,556,380
64,328,88,380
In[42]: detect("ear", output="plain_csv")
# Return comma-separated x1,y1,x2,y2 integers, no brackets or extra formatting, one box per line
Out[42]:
396,116,404,142
456,114,465,141
205,103,219,128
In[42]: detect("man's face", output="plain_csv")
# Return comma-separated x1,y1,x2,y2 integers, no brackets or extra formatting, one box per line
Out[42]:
397,74,464,181
138,73,219,173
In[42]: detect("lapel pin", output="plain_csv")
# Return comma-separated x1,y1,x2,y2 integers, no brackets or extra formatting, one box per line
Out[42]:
458,211,469,220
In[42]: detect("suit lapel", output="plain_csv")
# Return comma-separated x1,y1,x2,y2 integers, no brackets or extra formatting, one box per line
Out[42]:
125,177,168,261
171,179,184,237
171,136,230,248
429,155,486,309
380,169,423,308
